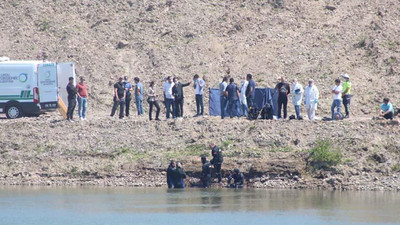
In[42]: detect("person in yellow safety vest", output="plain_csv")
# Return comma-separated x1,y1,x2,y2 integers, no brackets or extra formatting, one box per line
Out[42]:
341,74,352,118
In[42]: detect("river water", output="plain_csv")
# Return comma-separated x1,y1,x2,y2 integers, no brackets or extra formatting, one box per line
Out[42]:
0,187,399,225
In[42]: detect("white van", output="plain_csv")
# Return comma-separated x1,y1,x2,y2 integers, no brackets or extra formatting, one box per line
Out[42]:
0,58,75,118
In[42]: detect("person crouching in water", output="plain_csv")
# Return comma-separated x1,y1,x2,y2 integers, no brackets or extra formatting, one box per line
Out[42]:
167,160,176,188
227,168,244,188
173,162,187,189
200,156,212,188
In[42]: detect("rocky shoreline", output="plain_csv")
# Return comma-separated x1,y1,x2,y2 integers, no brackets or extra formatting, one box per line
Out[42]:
1,113,399,191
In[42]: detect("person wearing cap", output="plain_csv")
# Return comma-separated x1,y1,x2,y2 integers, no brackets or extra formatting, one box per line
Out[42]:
200,156,212,188
66,77,78,122
380,98,394,120
110,77,126,119
209,143,223,183
134,77,144,115
291,78,303,119
304,79,319,121
341,74,352,118
331,79,343,120
123,76,133,117
227,168,244,188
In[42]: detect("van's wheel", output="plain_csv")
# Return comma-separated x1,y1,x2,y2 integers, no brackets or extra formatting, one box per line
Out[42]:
6,104,23,119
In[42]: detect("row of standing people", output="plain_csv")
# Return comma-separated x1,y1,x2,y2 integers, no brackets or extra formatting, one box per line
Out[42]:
110,75,206,120
273,74,351,121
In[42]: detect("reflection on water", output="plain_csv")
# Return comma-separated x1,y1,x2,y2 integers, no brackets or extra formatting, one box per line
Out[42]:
0,187,399,225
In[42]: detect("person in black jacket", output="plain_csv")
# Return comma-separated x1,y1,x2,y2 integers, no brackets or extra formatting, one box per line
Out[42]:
110,77,126,119
227,168,244,188
200,156,212,188
172,77,191,118
166,160,176,188
209,143,223,183
173,162,187,189
66,77,77,122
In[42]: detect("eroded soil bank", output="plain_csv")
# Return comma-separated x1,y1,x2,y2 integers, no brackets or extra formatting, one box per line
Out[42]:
1,113,399,191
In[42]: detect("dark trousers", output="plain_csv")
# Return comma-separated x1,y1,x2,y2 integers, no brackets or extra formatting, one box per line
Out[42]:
125,96,131,116
214,163,222,183
201,175,211,188
165,98,175,119
384,112,393,120
175,98,184,117
220,96,228,119
343,95,351,116
196,94,204,116
110,97,125,119
149,100,160,120
67,98,76,120
247,97,254,108
278,96,288,119
228,99,239,118
167,176,174,188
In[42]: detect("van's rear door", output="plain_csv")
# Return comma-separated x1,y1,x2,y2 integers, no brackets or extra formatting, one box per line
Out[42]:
57,63,75,107
38,63,58,109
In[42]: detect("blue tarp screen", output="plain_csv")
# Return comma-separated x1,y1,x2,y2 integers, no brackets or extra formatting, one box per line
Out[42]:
209,88,278,116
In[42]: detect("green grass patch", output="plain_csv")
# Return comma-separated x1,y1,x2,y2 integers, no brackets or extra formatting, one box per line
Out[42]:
391,164,400,172
309,140,342,170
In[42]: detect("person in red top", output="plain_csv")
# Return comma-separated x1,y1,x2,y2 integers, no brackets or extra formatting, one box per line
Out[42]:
76,76,88,120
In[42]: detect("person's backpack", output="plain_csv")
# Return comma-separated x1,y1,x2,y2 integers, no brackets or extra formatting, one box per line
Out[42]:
248,106,260,120
289,115,296,120
260,103,273,120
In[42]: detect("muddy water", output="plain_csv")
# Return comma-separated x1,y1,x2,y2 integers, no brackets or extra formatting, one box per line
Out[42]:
0,187,399,225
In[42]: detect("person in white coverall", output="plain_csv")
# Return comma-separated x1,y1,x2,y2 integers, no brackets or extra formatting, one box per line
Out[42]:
304,79,319,121
292,78,303,119
239,76,249,117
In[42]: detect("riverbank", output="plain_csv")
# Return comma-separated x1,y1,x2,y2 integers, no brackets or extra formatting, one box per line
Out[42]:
1,112,399,191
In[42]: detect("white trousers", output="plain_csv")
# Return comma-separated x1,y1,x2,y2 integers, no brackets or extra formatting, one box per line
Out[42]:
306,105,316,121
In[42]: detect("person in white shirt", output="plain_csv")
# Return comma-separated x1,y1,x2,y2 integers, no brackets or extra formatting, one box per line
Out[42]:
163,76,175,119
304,79,319,121
219,76,228,119
291,78,303,119
331,78,343,120
239,75,249,117
193,74,205,117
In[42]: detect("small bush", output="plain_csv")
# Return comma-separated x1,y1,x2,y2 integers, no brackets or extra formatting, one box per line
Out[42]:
309,140,342,170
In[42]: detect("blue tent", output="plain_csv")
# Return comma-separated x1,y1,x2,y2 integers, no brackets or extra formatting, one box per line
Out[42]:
209,88,278,117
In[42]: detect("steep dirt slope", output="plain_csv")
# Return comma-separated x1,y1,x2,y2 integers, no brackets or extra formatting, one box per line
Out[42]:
0,0,399,116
